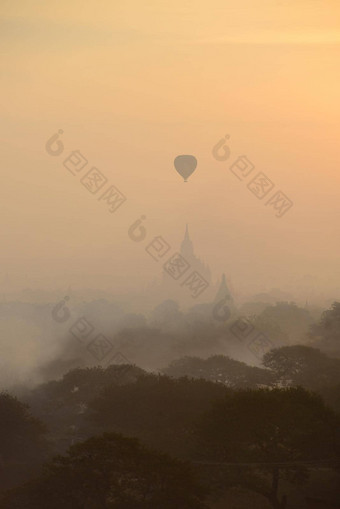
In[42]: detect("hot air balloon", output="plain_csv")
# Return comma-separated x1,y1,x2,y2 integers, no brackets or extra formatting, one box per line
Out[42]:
174,155,197,182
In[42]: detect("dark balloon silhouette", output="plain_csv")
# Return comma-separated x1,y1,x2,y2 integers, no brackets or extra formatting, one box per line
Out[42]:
174,155,197,182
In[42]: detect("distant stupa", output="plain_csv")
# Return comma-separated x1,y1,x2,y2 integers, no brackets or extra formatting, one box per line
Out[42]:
179,225,211,284
214,273,232,302
148,225,233,308
180,224,194,259
214,273,235,313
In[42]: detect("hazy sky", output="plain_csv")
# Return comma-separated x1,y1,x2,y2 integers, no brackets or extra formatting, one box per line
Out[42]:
1,0,340,298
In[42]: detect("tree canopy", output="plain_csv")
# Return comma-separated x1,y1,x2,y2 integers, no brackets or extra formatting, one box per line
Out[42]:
0,433,208,509
195,387,340,509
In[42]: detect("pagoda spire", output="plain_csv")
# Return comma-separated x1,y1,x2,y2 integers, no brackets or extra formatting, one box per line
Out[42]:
180,224,194,258
214,273,232,303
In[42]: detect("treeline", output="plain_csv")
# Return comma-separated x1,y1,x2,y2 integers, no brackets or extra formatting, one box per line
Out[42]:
1,344,340,507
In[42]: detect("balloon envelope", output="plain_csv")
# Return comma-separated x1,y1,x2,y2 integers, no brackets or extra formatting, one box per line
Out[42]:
174,155,197,182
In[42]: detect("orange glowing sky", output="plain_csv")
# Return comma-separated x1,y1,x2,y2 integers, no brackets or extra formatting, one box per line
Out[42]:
1,0,340,298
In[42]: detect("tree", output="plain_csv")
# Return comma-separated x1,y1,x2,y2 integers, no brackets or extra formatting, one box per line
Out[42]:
26,364,144,455
257,302,311,344
309,302,340,355
150,299,185,332
263,346,340,389
89,373,228,457
0,393,46,489
163,355,274,388
195,387,340,509
0,433,208,509
249,314,288,348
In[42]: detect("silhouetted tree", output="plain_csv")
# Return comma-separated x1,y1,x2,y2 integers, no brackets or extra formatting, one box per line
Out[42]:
0,433,208,508
309,302,340,355
258,302,311,344
163,355,274,388
0,393,46,489
26,364,144,454
263,346,340,389
89,374,228,457
195,387,340,509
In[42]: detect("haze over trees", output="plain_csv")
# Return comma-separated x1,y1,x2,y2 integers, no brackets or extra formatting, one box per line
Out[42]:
1,300,340,507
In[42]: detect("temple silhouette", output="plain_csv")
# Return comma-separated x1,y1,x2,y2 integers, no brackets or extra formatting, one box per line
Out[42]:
147,225,234,310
